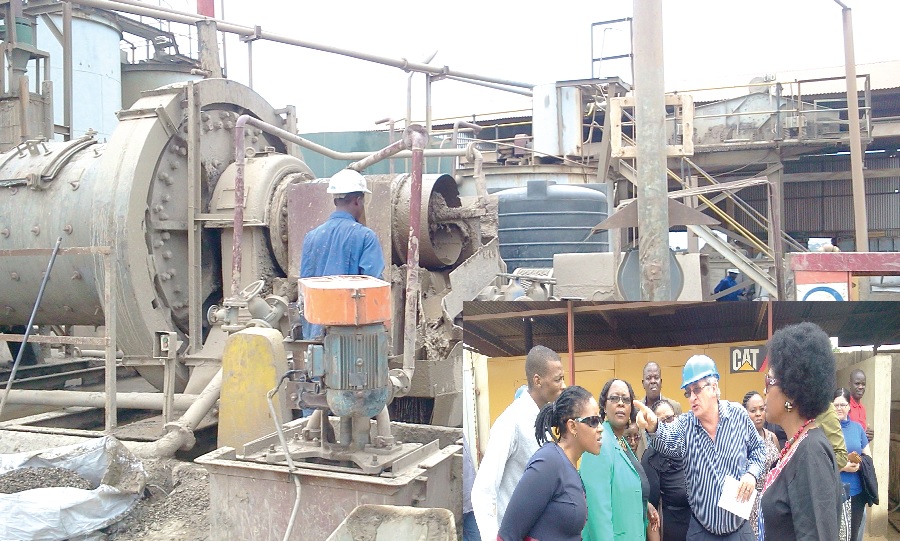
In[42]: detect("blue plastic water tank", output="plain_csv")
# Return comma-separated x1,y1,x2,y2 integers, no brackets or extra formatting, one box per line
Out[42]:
496,180,609,272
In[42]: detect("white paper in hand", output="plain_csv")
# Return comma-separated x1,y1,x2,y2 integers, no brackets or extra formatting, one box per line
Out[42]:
716,475,757,520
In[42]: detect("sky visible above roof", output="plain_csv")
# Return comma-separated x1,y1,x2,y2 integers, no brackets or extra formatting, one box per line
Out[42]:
152,0,900,132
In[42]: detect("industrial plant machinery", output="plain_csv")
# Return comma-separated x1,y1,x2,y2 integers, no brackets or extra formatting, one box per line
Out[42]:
0,74,500,424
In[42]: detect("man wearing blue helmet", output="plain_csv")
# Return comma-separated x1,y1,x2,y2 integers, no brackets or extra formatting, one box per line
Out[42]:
634,354,765,540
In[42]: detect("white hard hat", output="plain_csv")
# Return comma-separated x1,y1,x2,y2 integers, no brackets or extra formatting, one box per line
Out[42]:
327,169,371,195
727,268,739,274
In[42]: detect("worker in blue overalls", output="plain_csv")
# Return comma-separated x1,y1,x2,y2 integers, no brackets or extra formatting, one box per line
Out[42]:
299,168,385,340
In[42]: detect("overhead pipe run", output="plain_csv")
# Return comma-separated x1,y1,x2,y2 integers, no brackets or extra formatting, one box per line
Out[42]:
72,0,533,94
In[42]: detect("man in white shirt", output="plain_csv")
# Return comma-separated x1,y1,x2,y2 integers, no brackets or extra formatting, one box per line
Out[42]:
470,345,566,541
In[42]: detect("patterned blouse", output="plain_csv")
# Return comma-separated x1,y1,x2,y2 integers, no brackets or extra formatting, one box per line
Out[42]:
750,428,781,538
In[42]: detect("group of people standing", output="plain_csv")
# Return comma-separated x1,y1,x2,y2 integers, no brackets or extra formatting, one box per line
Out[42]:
466,322,878,541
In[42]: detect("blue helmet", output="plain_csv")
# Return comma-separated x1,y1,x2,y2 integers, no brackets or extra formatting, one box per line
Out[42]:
681,354,720,389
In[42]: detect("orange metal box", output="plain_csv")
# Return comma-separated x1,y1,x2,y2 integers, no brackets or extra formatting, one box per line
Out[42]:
298,275,391,326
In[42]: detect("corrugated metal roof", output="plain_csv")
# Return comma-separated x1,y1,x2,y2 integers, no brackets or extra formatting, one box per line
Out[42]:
463,301,900,358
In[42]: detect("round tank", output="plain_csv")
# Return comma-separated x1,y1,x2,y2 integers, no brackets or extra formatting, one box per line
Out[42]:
35,8,122,141
0,79,307,391
496,180,609,272
122,61,202,109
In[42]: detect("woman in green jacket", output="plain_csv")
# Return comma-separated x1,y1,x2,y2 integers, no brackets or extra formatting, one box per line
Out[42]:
581,378,652,541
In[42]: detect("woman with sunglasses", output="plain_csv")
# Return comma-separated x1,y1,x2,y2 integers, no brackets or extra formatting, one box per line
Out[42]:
758,322,842,540
834,387,871,541
641,399,690,541
582,379,659,541
742,391,780,539
498,385,602,541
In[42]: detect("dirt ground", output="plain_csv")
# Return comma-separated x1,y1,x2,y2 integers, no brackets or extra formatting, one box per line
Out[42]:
104,458,210,541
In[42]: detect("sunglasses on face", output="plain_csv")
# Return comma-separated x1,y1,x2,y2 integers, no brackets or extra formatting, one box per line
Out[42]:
573,415,602,428
683,381,712,398
659,414,676,424
606,395,631,405
764,374,778,393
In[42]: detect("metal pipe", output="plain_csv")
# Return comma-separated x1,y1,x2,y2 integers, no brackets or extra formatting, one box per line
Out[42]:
375,118,396,177
399,126,429,395
444,74,533,96
63,1,73,140
633,0,671,300
153,368,222,455
234,114,462,164
247,37,253,88
72,0,533,91
74,348,123,358
306,408,322,432
838,6,868,252
103,248,117,430
425,75,433,138
1,389,200,409
219,0,227,76
375,406,391,441
348,138,408,172
0,237,62,420
452,120,482,150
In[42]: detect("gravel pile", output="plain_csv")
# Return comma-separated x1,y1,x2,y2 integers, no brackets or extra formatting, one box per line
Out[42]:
0,466,94,493
105,459,210,541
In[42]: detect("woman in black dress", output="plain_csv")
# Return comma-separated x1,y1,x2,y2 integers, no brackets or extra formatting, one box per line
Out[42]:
498,386,603,541
759,322,842,540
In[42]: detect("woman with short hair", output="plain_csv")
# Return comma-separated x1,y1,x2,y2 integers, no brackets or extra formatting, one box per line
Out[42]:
498,385,603,541
581,379,659,541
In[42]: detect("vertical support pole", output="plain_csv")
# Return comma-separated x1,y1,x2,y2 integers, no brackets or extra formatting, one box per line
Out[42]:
425,75,433,140
218,0,227,76
633,0,671,300
400,126,428,393
567,300,575,386
840,7,868,252
523,317,533,353
768,164,785,300
187,82,203,352
63,0,73,140
103,249,118,432
0,4,7,94
17,74,28,142
281,105,299,158
247,39,253,89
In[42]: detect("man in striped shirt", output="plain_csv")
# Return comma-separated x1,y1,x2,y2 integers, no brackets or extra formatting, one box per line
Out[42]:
635,355,765,540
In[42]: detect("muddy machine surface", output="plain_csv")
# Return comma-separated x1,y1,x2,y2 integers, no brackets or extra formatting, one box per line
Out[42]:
0,73,491,536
